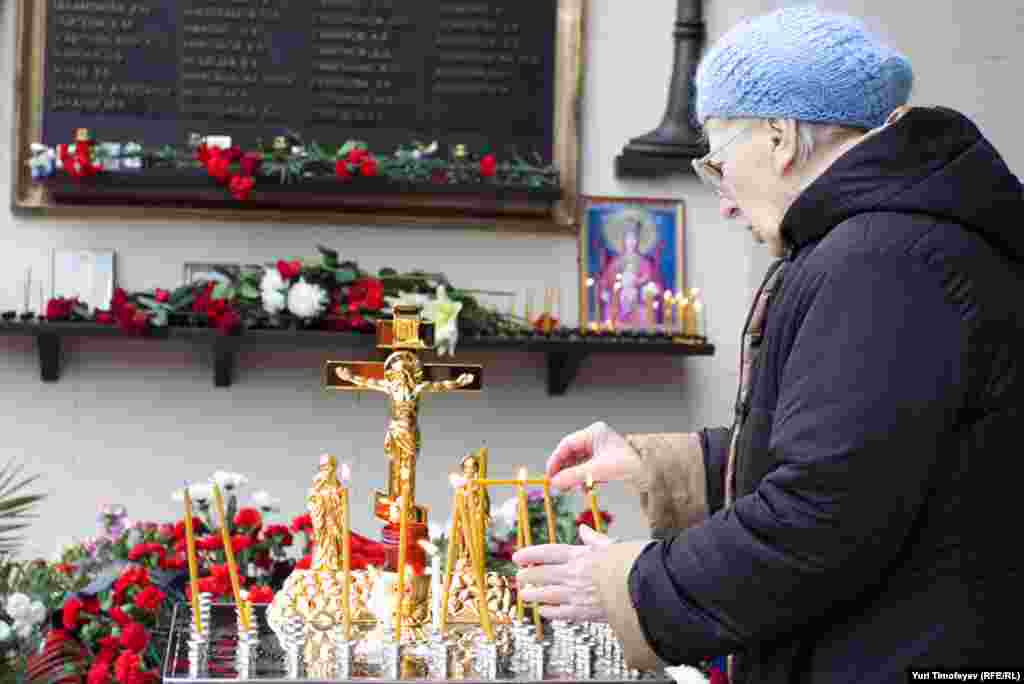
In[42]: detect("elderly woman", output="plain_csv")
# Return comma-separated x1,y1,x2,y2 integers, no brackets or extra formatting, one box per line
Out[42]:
515,6,1023,683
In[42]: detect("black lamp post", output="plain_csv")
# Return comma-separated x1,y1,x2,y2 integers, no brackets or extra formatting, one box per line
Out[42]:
615,0,708,177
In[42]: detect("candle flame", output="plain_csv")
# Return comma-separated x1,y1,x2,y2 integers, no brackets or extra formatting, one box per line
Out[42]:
418,540,439,556
585,472,595,488
340,463,351,483
518,467,528,481
449,473,467,489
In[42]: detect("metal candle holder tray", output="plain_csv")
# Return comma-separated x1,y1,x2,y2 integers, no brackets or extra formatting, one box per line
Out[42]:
161,602,670,683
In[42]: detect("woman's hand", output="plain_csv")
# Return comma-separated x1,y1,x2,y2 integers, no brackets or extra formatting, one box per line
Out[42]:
546,421,642,491
514,525,615,622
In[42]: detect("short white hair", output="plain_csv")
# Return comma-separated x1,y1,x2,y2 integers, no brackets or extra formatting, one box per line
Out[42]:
794,121,865,166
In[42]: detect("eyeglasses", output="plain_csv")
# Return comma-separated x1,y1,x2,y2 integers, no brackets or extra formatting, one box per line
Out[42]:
691,124,755,194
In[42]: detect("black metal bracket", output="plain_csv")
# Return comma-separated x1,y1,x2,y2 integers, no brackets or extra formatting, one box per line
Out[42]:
213,336,239,388
546,351,587,396
37,332,61,382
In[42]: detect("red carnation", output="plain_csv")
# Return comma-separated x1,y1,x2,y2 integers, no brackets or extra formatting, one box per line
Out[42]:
206,155,231,184
120,622,150,653
346,148,369,165
232,534,253,553
154,288,170,303
128,542,165,563
248,586,275,604
234,507,262,530
197,534,222,551
215,306,242,335
335,159,352,180
347,277,385,312
109,606,132,627
480,154,498,177
296,555,312,570
87,662,112,684
575,509,614,530
82,596,101,614
291,514,312,532
264,524,293,546
46,297,75,321
135,585,166,613
62,597,84,630
359,155,378,177
224,145,243,162
195,144,213,164
229,174,255,201
174,517,204,540
95,311,115,324
277,259,303,281
241,152,262,176
114,651,141,682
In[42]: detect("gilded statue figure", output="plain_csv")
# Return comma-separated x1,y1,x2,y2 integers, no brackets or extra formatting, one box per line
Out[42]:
336,350,474,502
458,451,490,565
308,454,346,571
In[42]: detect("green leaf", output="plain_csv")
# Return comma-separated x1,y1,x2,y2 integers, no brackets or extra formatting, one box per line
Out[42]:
211,282,232,300
152,310,168,327
335,267,358,284
317,244,340,269
337,140,367,159
239,282,260,300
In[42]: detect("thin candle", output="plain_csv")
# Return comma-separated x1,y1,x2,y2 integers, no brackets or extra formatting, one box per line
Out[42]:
515,470,528,622
663,291,674,330
420,540,442,632
585,473,604,534
395,477,411,643
542,480,557,544
458,484,495,641
518,468,543,633
212,482,250,630
440,474,465,633
182,483,203,636
340,462,352,640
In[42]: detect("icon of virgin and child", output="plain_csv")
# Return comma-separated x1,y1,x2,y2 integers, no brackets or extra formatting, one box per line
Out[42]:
590,207,673,328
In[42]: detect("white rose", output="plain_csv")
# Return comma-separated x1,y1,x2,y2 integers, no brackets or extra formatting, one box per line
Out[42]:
4,594,31,621
27,601,46,626
251,490,280,512
286,279,327,319
498,497,520,527
260,268,286,292
212,471,247,492
14,622,34,640
261,287,286,315
188,482,215,505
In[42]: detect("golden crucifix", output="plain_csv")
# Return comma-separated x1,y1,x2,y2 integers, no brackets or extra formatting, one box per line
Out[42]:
323,305,483,525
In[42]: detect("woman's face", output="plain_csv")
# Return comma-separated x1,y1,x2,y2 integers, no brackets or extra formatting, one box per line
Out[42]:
704,118,791,257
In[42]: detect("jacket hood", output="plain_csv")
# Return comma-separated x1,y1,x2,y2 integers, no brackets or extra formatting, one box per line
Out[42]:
780,106,1024,262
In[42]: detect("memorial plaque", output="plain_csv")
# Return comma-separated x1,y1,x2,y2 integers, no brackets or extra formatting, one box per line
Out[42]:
12,0,585,230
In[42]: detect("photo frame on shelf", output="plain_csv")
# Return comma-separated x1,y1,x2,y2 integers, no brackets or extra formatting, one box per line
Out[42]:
578,196,685,330
51,249,116,312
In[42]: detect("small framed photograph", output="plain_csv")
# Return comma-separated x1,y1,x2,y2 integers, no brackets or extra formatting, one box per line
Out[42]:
578,196,685,329
51,249,116,312
182,262,240,286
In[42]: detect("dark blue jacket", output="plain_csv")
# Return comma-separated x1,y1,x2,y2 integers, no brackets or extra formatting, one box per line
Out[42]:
629,107,1024,682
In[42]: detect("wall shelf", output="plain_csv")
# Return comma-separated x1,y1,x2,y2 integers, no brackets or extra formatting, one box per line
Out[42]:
0,321,714,396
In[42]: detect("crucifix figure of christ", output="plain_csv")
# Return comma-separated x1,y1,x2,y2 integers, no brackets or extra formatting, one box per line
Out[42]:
323,305,483,570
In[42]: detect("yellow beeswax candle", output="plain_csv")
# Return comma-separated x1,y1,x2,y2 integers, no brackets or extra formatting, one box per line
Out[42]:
395,479,411,643
212,482,250,631
340,463,352,640
182,483,203,636
585,473,604,534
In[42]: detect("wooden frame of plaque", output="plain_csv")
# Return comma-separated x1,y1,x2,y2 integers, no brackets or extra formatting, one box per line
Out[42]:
10,0,585,232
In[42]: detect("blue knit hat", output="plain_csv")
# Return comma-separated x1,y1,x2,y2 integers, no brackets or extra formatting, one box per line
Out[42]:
695,5,913,129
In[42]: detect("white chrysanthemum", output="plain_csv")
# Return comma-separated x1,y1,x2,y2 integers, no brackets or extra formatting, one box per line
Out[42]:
212,471,247,492
189,482,215,504
260,267,286,292
497,496,520,527
4,594,30,621
251,490,280,512
286,279,327,319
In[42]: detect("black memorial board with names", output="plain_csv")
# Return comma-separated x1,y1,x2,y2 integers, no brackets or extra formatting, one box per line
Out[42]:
42,0,558,162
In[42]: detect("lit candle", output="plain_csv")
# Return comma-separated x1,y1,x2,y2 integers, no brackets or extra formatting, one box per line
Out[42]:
677,296,689,336
586,277,596,327
542,479,557,544
395,474,411,643
515,470,528,622
584,473,604,534
182,482,203,636
440,474,466,633
663,291,675,331
340,462,352,640
212,482,250,631
693,299,704,338
457,481,495,641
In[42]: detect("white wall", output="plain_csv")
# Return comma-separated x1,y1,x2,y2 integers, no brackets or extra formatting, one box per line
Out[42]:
1,0,1019,560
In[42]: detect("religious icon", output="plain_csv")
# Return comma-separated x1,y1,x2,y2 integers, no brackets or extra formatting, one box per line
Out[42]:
578,196,685,330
